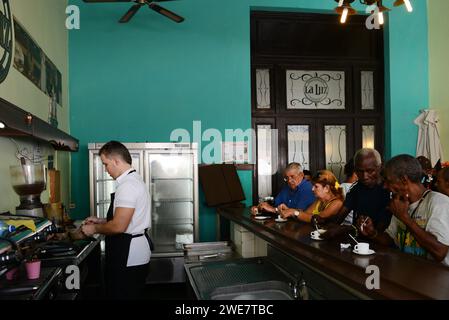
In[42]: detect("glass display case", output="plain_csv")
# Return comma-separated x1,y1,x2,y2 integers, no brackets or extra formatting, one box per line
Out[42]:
146,147,198,254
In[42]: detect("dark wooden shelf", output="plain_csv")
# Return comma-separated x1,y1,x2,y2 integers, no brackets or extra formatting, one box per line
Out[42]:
0,97,79,152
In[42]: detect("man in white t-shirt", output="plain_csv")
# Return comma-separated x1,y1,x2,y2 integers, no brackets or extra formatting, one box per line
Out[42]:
360,154,449,266
82,141,151,299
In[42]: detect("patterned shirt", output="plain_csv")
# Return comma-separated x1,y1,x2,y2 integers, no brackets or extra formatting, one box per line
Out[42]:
386,191,449,266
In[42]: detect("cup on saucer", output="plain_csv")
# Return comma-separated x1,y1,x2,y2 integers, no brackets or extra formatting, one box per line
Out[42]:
353,242,374,255
310,229,326,240
354,242,369,253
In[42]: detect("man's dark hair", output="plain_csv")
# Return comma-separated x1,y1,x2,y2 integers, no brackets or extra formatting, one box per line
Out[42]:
99,141,132,165
385,154,422,183
416,156,432,171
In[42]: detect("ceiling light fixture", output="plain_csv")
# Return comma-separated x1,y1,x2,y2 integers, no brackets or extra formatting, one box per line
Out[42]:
394,0,413,12
376,0,391,25
334,0,413,25
0,121,5,129
335,0,357,24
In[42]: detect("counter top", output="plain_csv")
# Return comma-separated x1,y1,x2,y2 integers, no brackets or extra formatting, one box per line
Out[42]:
0,237,102,300
39,236,101,267
0,266,62,300
218,207,449,300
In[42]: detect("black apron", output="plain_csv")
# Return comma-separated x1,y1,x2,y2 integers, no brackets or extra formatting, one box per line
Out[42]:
104,170,152,298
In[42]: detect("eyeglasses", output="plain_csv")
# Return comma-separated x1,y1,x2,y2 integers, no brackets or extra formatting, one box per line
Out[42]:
283,174,299,182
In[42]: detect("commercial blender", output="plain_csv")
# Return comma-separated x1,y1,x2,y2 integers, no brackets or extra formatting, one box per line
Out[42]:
9,163,46,217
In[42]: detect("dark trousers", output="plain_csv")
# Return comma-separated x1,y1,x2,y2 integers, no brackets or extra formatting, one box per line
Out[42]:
106,263,149,300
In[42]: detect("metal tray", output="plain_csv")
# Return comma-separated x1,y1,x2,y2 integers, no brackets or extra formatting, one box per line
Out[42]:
184,241,232,251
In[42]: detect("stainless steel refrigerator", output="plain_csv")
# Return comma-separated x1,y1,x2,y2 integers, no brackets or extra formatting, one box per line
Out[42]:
88,142,199,283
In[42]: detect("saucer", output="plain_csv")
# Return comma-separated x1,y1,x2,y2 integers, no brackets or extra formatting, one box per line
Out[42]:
254,216,271,220
352,249,375,255
275,218,287,223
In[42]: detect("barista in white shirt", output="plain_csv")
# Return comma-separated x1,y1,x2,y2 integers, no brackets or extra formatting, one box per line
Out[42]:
82,141,151,299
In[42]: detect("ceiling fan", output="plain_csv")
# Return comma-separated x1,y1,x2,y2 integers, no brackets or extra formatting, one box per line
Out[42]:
83,0,185,24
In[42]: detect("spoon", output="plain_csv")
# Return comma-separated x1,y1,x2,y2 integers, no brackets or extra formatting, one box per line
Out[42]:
312,216,320,231
349,233,359,245
360,217,369,232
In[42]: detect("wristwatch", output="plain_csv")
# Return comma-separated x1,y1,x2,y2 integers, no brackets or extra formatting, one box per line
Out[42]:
294,210,300,218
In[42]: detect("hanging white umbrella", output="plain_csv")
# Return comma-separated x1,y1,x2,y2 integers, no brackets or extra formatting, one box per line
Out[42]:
414,109,443,167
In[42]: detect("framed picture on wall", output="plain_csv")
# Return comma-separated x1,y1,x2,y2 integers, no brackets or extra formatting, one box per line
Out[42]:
13,18,63,107
13,20,42,90
44,55,62,106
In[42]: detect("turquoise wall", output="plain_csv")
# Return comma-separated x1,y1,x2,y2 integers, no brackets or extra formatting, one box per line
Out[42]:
69,0,429,241
384,0,429,158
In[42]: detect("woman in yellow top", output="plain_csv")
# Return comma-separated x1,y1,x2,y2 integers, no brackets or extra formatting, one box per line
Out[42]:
280,170,344,223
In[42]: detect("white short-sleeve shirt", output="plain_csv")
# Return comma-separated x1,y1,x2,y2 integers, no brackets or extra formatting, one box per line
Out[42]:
114,168,151,267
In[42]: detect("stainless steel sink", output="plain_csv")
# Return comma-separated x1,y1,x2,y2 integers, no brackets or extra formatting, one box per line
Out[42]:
210,280,293,300
185,258,297,300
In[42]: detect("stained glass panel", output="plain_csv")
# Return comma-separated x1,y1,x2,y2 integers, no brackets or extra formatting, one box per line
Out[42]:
325,125,347,182
256,69,271,109
287,125,310,171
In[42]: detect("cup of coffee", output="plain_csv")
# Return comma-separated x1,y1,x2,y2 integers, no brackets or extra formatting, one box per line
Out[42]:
310,230,319,238
354,242,370,254
310,229,325,238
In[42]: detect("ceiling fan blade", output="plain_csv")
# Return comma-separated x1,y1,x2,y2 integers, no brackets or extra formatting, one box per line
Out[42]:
82,0,175,3
148,3,184,23
83,0,132,3
119,4,142,23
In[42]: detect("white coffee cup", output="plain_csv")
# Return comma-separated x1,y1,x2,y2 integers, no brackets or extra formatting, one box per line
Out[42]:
310,229,325,238
354,242,370,254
